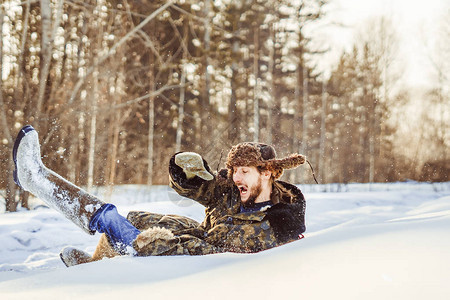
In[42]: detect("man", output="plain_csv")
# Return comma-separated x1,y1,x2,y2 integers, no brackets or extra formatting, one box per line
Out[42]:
13,125,307,266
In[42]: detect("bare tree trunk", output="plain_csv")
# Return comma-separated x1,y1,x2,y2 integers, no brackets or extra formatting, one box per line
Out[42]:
147,80,155,186
229,37,239,144
13,0,30,105
290,63,301,184
106,113,120,200
267,25,275,145
201,0,211,147
0,7,19,211
105,96,134,198
369,109,376,183
36,0,54,124
0,7,10,142
229,67,238,144
19,190,30,210
301,63,308,155
176,67,186,152
176,22,189,152
65,123,78,183
87,59,99,191
253,26,260,142
319,80,327,183
369,138,375,182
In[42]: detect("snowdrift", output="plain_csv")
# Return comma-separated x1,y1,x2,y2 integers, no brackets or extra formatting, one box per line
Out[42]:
1,182,449,299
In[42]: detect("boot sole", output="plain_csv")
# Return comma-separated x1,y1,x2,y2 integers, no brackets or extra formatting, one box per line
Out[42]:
13,125,36,189
59,252,71,268
60,247,93,267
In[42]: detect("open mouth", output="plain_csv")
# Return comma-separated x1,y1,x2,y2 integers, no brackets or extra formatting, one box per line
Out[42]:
238,185,248,196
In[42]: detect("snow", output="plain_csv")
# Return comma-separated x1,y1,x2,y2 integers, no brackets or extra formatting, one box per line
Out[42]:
1,182,450,299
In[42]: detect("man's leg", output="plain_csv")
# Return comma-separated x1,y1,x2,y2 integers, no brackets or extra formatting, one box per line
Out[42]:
60,234,119,267
13,125,104,234
92,234,120,261
89,203,140,254
13,125,140,264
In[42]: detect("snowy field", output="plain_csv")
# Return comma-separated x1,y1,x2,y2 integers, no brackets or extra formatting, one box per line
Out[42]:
1,182,450,300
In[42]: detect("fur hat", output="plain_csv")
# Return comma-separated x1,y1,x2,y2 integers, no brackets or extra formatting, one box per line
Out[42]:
226,142,306,180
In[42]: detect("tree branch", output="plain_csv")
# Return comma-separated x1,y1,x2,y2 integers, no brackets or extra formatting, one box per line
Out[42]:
68,0,175,104
100,83,191,111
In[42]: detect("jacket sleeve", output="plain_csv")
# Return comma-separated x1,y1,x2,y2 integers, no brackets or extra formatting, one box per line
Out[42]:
264,202,306,244
169,153,218,207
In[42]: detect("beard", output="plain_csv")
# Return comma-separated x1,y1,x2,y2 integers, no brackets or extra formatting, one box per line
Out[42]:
241,177,262,208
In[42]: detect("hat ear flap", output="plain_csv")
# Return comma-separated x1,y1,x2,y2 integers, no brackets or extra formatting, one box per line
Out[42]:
270,154,306,170
266,154,305,180
270,168,284,180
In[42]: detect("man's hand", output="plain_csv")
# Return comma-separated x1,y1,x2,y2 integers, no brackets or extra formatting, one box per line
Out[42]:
174,152,214,181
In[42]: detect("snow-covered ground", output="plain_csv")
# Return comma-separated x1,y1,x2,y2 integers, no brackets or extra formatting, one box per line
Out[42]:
1,182,450,299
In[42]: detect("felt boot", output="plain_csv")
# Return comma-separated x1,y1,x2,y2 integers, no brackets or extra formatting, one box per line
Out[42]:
60,234,120,267
13,125,105,234
60,247,93,267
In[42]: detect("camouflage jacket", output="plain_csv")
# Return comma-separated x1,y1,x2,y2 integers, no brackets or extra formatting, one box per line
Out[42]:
128,154,306,256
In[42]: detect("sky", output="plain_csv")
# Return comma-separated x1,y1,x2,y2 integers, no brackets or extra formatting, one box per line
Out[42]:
313,0,448,88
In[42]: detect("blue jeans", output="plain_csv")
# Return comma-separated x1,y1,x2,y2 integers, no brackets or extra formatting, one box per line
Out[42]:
89,204,141,254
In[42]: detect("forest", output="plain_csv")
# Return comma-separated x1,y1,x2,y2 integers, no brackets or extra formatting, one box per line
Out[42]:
1,0,448,211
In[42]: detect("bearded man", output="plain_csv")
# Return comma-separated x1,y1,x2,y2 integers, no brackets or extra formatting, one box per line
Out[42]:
13,125,307,266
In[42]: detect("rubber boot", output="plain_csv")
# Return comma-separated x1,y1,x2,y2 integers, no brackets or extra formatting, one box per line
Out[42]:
13,125,104,234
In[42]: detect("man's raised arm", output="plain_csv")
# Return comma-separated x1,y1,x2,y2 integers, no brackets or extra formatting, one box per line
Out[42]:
169,152,217,207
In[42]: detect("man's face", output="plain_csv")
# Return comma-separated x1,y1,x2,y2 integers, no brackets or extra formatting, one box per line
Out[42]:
232,166,263,206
